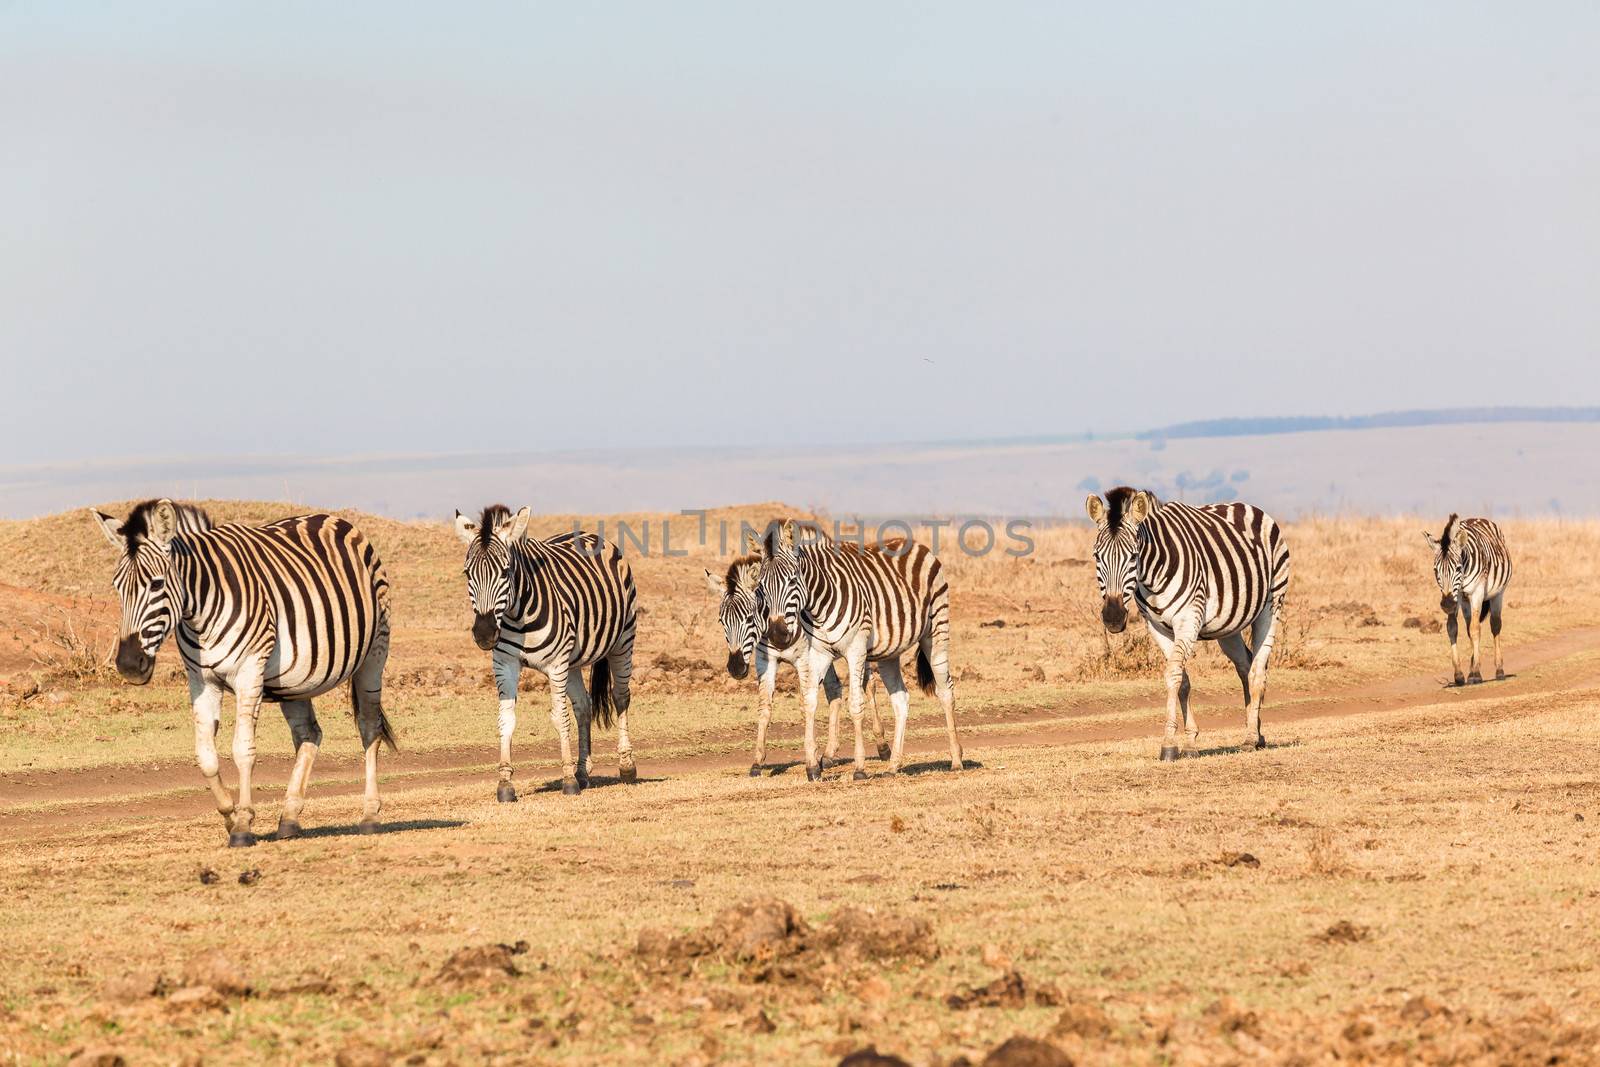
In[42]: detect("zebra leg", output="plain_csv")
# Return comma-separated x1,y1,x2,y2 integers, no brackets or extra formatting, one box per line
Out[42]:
1446,608,1464,686
844,641,871,779
918,631,961,772
820,660,845,769
1465,593,1485,684
565,671,593,788
1148,616,1197,761
750,646,779,776
226,660,267,847
547,663,582,796
799,646,831,781
351,626,392,832
1489,592,1506,680
189,674,235,835
1217,632,1252,715
868,667,890,762
1244,602,1278,750
876,658,912,775
609,646,637,782
276,699,322,840
493,652,521,802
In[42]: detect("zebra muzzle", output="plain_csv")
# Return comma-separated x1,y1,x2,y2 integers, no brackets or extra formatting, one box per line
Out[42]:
1101,597,1128,634
1440,595,1457,614
765,617,793,648
727,650,748,680
115,636,154,685
472,613,499,651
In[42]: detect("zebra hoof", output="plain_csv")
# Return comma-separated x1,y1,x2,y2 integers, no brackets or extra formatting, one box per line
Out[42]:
852,769,870,781
357,819,380,836
1495,669,1506,681
274,820,301,841
1453,674,1466,687
619,765,638,783
877,744,892,761
1159,746,1181,763
1253,737,1267,751
749,764,763,778
496,782,518,804
804,763,822,782
561,777,582,796
227,832,256,849
1468,673,1483,685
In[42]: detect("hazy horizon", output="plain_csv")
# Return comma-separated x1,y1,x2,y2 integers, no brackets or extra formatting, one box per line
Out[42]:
3,3,1597,470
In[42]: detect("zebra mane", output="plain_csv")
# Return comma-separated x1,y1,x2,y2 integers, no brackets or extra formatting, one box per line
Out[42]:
1103,487,1142,534
118,500,213,556
477,504,512,548
723,554,760,595
1438,513,1459,555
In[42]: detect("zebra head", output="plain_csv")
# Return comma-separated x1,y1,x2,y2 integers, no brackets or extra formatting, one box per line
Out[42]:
1086,487,1153,634
90,499,187,685
455,504,531,651
1423,513,1463,613
757,519,805,648
705,557,763,679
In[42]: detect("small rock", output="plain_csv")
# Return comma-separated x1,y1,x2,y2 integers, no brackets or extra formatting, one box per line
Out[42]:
237,868,261,886
1318,920,1371,945
197,868,220,885
181,950,249,996
66,1047,126,1067
1219,851,1260,868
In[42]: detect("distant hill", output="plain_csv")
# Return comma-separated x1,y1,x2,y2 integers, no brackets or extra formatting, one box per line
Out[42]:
1140,406,1600,441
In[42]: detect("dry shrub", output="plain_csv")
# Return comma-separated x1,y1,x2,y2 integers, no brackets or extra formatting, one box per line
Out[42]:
1074,627,1163,682
27,610,115,684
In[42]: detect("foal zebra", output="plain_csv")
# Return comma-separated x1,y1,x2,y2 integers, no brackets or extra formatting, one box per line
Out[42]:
756,520,961,781
1087,488,1291,760
91,500,395,845
1424,514,1511,685
455,505,638,798
706,552,890,777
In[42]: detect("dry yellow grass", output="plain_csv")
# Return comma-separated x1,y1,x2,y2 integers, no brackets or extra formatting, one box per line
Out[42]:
2,503,1599,1065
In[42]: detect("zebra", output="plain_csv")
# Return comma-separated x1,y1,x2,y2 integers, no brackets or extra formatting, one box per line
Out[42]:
91,499,395,845
1086,487,1290,761
705,549,891,777
756,519,962,782
455,504,638,799
1424,514,1511,685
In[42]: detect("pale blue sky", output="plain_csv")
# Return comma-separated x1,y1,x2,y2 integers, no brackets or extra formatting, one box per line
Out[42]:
3,3,1597,467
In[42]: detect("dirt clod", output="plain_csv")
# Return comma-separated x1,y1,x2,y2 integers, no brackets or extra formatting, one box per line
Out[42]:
1318,920,1371,944
1053,999,1114,1040
197,867,220,885
1218,851,1260,868
181,949,249,996
637,899,935,972
838,1048,911,1067
237,868,261,886
946,969,1059,1010
165,985,224,1011
66,1047,126,1067
435,941,529,984
982,1035,1074,1066
102,970,164,1003
334,1040,390,1067
1399,994,1451,1024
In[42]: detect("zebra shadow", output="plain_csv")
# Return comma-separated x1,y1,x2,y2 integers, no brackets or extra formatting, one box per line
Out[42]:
1180,740,1301,760
1440,674,1516,689
893,758,984,777
530,775,665,793
271,818,467,841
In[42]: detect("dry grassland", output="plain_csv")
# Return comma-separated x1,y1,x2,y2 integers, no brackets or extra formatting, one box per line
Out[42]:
1,502,1599,1065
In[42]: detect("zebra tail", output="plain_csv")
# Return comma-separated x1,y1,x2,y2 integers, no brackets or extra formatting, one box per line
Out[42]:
589,658,616,731
350,676,399,753
916,646,937,697
1478,600,1491,623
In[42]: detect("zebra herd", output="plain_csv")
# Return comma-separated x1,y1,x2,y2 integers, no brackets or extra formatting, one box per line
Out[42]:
87,493,1512,846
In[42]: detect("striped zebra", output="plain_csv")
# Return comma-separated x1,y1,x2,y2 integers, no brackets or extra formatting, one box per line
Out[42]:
756,519,961,781
91,499,395,845
1086,488,1290,761
1424,514,1511,685
705,550,890,777
455,504,638,799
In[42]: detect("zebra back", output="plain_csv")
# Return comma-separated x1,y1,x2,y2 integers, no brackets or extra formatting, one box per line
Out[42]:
1140,496,1289,638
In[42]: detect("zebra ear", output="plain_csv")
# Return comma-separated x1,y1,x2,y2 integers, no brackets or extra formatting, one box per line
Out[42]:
778,519,796,553
742,530,762,556
506,506,532,544
453,510,478,546
90,509,126,551
1085,496,1106,524
1126,492,1152,525
703,568,723,596
735,563,760,593
148,499,180,549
